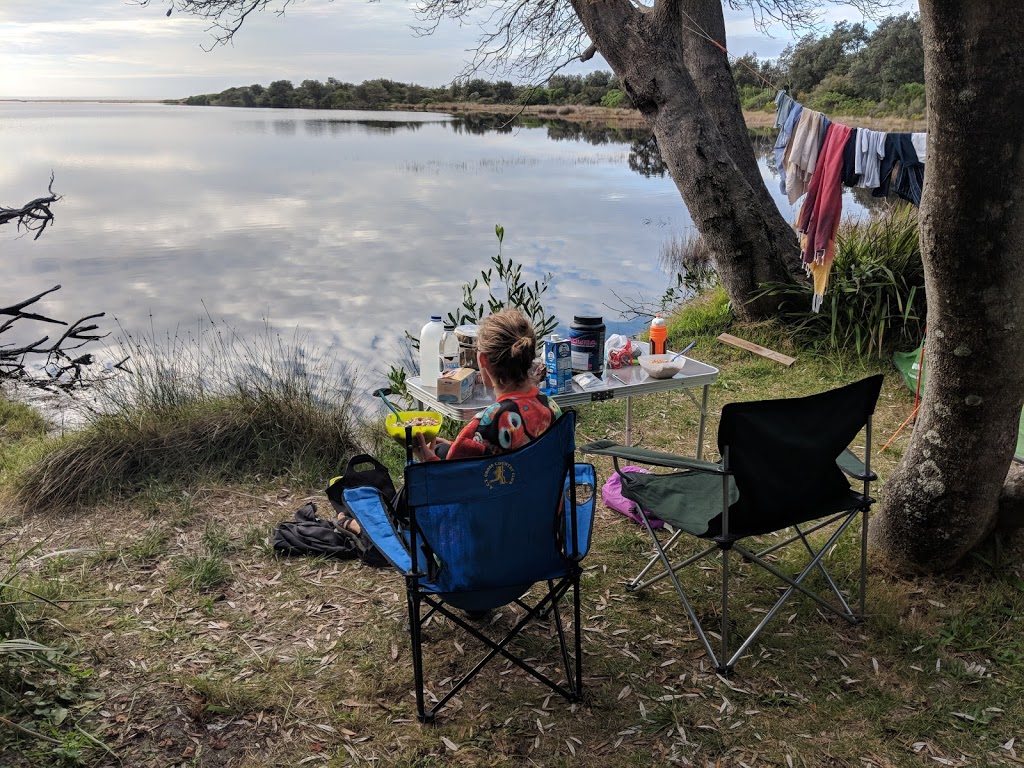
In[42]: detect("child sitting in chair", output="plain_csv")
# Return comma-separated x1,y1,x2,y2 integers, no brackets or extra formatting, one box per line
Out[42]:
413,309,561,462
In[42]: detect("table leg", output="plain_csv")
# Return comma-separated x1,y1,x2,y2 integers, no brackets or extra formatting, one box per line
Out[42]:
625,396,633,447
696,384,709,460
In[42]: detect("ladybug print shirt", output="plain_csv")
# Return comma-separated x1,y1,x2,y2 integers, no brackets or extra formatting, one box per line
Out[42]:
425,387,561,461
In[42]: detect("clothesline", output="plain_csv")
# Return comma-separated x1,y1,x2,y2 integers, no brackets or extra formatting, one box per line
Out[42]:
773,91,927,311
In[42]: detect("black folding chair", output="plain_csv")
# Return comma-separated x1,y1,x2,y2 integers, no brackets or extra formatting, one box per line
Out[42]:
581,375,883,675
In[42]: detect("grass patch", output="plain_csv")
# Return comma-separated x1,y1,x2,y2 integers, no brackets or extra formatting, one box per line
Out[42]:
171,550,231,592
7,320,363,512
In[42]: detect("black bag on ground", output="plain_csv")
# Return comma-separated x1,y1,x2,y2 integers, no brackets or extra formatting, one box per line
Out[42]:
272,453,398,567
272,501,363,560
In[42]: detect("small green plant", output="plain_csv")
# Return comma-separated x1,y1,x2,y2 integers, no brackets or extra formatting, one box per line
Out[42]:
444,225,557,339
388,224,558,397
172,551,231,592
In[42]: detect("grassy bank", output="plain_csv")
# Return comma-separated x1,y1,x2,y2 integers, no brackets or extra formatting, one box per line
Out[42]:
2,292,1022,766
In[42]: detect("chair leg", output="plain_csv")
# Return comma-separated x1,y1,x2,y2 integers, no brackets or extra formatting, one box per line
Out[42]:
860,507,869,619
573,570,583,697
406,575,432,723
416,579,580,717
794,526,855,617
723,517,861,669
547,579,574,694
628,528,683,591
720,545,731,676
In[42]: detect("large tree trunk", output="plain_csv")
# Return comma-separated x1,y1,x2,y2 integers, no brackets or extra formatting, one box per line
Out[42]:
569,0,798,320
870,0,1024,572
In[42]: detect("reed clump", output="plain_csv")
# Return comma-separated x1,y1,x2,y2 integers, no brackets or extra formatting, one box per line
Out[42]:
8,319,361,512
757,203,924,358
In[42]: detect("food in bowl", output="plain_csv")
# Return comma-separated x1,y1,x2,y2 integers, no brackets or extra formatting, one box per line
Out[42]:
385,410,443,446
394,416,440,428
638,354,686,379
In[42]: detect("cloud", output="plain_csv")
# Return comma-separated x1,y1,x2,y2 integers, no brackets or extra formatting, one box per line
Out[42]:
2,1,918,98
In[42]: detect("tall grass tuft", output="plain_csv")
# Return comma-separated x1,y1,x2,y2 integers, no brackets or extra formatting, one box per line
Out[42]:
658,231,718,297
9,317,362,512
756,204,924,358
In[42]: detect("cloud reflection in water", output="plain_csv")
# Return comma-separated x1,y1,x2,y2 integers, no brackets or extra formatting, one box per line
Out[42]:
2,103,870,386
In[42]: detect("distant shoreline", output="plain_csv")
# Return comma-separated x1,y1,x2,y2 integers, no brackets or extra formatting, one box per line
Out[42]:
0,98,927,132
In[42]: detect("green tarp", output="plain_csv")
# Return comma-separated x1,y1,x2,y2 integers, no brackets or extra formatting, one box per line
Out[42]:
893,343,1024,460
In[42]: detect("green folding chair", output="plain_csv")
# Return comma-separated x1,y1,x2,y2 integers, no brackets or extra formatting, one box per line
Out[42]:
582,376,884,675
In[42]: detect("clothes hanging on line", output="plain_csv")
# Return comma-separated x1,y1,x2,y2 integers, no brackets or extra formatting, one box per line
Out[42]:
841,128,860,187
774,89,798,130
911,132,928,164
797,123,853,312
771,93,927,310
854,128,888,189
784,108,827,205
874,133,924,206
774,103,803,195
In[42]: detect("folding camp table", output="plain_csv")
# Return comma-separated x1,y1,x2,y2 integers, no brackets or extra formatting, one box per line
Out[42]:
406,355,719,457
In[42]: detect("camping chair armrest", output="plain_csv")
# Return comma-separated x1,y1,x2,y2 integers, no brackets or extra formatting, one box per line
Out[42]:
837,449,877,482
342,487,413,572
565,463,597,560
580,440,725,474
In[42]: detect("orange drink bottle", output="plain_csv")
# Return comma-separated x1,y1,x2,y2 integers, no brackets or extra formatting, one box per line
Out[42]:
650,314,667,355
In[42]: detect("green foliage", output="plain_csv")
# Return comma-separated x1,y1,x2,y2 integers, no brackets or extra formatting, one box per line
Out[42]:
600,89,627,108
665,285,732,339
182,71,633,111
0,396,48,476
780,21,869,95
0,541,105,763
444,224,557,340
736,14,924,116
846,14,924,101
756,205,924,358
171,550,232,592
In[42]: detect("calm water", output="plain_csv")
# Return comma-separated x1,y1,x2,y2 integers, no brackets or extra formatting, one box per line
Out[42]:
2,103,868,385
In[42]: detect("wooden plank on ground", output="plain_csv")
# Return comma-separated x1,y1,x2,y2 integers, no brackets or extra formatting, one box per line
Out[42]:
717,333,796,367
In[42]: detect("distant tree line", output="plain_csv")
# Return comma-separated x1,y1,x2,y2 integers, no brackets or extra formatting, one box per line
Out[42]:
181,13,923,119
181,71,632,110
733,13,925,118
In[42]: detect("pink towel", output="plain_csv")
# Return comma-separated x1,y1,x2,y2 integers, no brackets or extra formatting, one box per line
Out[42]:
797,123,852,311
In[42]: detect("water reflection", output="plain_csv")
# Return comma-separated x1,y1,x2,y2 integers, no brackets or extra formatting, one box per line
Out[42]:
0,103,878,392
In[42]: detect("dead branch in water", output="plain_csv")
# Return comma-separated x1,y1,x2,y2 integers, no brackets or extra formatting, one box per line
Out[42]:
0,285,112,387
0,173,61,240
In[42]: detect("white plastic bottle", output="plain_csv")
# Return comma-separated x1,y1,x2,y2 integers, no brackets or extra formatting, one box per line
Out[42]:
419,315,445,387
440,323,459,372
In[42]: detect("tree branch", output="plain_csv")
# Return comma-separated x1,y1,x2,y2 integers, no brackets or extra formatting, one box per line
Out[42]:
0,174,60,240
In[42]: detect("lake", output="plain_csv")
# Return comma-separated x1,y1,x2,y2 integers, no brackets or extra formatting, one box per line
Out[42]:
2,103,870,387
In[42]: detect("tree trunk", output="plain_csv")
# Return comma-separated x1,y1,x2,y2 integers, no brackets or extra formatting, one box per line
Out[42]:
870,0,1024,572
569,0,798,320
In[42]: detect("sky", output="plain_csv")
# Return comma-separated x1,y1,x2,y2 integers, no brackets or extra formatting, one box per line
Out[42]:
0,0,919,100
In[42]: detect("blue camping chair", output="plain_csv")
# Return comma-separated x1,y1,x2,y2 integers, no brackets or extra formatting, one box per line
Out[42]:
343,412,597,722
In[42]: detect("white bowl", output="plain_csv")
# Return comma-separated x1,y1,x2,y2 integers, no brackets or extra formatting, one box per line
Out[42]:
638,354,686,379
